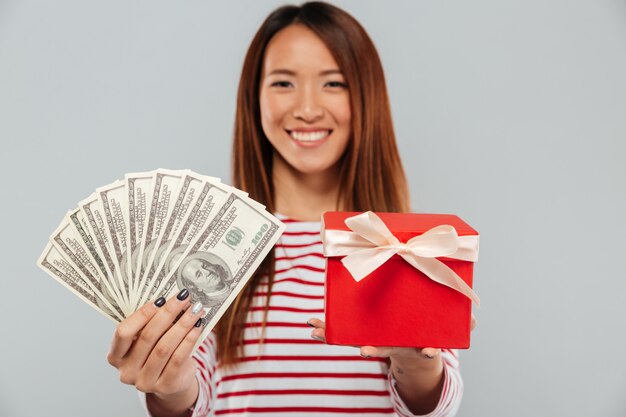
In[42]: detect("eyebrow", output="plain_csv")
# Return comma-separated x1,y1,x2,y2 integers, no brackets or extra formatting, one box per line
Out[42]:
266,69,343,76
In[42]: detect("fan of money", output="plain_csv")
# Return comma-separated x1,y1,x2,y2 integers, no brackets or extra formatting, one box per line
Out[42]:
37,168,285,343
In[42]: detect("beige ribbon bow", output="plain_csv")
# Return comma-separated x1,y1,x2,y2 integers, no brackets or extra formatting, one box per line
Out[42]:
322,211,480,306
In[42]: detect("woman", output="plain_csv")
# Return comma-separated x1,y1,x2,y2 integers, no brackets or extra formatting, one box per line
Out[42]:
107,2,466,416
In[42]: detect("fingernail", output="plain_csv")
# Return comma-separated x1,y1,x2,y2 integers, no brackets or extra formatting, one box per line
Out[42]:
194,318,203,328
177,288,189,300
424,353,434,359
191,301,203,315
361,354,371,359
306,320,315,327
311,334,324,342
154,297,166,307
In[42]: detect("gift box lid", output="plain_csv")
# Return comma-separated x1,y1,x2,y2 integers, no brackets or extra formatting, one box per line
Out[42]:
322,212,478,242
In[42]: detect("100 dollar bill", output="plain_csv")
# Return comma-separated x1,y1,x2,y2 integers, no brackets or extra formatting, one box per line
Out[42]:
152,193,285,346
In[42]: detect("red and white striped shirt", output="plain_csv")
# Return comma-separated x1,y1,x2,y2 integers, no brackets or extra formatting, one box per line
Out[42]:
150,215,463,416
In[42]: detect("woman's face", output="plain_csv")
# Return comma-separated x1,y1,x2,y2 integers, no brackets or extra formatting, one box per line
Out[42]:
259,24,351,175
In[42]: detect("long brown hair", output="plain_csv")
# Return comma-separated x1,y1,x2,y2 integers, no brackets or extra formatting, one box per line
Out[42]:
215,1,410,368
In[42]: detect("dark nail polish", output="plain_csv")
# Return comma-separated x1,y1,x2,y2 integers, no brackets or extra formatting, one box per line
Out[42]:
361,354,371,359
425,353,434,359
306,321,315,327
194,318,203,328
177,288,189,300
154,297,166,307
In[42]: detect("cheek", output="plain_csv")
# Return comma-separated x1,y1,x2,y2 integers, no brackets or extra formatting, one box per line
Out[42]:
329,96,351,127
259,90,271,120
331,104,352,156
260,91,289,130
334,98,352,152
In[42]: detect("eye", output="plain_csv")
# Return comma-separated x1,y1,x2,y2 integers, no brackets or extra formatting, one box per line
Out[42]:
270,81,292,88
325,81,348,88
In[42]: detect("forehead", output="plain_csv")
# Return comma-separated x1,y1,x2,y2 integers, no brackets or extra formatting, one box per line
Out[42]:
263,24,340,73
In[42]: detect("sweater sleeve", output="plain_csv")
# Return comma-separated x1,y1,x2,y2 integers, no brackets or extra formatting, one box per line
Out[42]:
138,332,218,417
189,332,218,417
386,349,463,417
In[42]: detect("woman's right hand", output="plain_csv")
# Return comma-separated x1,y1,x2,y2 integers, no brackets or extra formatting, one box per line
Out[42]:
107,289,205,416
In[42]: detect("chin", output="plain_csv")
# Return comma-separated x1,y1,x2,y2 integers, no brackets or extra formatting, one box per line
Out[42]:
293,164,336,175
290,157,341,174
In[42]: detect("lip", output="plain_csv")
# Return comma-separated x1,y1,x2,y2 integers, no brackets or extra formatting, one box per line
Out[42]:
286,127,332,132
285,128,332,148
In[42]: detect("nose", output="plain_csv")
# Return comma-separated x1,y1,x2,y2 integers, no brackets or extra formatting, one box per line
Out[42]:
292,86,324,122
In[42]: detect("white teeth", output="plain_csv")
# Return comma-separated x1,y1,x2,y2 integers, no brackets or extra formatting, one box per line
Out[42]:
289,130,330,142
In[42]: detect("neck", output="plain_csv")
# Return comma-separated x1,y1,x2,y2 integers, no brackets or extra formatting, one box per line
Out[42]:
272,154,342,222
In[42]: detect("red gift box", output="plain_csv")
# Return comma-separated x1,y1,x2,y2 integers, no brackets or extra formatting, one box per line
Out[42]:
322,211,479,349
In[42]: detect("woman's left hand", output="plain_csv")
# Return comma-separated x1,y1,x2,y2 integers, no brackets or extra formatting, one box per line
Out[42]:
306,314,477,361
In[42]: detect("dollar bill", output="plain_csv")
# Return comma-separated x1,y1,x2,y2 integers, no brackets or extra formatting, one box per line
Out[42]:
125,170,155,302
38,170,286,339
134,169,186,307
49,215,126,319
151,193,285,348
78,192,130,313
66,207,128,308
203,174,266,212
37,243,121,323
96,180,132,311
135,175,233,307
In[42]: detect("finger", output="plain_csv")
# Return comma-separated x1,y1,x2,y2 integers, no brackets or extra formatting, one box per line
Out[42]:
420,347,440,359
309,327,326,343
360,346,394,358
124,289,192,370
108,296,166,365
471,313,477,331
306,318,325,329
139,301,205,387
156,319,206,394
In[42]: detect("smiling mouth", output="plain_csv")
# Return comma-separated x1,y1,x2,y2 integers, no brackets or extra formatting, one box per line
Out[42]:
286,130,332,142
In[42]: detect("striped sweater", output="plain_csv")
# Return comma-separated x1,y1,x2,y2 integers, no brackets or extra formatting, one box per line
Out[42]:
149,216,463,416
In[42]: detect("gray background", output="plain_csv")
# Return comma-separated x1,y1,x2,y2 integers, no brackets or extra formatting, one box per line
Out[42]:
1,0,625,416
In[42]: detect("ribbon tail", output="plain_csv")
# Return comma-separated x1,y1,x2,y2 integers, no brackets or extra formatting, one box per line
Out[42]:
450,235,480,262
341,247,397,282
400,254,481,306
